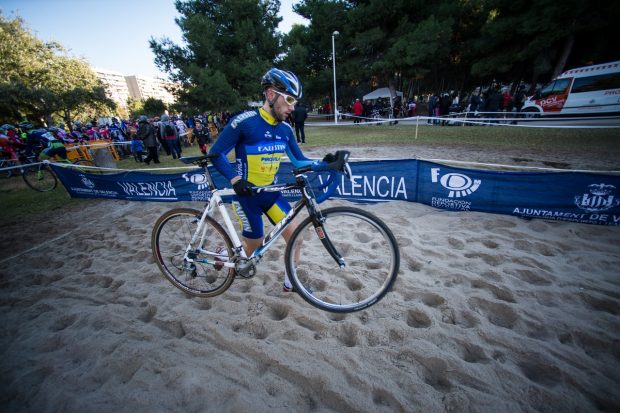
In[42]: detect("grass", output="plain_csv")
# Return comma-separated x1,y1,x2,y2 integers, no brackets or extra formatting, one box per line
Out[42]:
0,123,617,224
304,123,619,153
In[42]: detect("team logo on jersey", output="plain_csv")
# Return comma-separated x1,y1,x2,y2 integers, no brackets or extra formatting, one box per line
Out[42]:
80,174,95,189
182,172,209,190
574,183,619,212
431,168,481,198
265,131,272,139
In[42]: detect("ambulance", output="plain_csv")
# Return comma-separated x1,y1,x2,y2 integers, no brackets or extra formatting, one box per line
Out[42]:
522,61,620,116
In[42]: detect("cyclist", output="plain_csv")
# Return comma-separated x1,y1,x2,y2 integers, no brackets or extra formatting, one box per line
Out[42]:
109,117,128,157
0,124,25,162
209,68,333,292
22,123,69,162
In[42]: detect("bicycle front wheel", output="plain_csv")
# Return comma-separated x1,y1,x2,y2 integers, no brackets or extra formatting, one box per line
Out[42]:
22,163,57,192
285,206,400,313
151,208,235,297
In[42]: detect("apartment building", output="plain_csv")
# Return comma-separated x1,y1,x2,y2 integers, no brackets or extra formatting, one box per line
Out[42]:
93,68,178,108
93,68,131,107
125,75,177,105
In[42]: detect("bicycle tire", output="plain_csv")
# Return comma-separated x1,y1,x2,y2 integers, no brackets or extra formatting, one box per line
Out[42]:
22,163,58,192
151,208,236,297
285,206,399,313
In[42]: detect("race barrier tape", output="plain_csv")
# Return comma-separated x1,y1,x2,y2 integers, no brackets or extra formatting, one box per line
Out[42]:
50,160,620,226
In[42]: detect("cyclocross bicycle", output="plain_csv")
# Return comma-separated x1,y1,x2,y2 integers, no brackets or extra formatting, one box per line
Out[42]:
151,151,400,313
18,152,97,192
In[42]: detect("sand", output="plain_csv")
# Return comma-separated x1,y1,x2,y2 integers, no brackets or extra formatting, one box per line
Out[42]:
1,143,619,412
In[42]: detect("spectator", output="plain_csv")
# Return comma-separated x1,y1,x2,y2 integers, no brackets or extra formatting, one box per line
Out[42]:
440,93,451,125
407,99,417,117
502,88,513,112
293,102,308,143
176,118,189,146
428,93,437,124
137,115,159,165
352,98,364,124
193,119,212,155
469,88,483,114
159,114,181,159
512,85,526,113
485,87,503,122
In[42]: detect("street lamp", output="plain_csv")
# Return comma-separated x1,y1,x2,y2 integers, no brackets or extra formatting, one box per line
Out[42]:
332,30,339,124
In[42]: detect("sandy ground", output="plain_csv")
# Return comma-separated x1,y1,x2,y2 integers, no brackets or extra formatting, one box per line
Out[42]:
1,144,619,412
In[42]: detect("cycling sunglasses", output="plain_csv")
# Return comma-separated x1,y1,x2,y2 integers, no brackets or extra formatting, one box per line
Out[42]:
273,89,298,106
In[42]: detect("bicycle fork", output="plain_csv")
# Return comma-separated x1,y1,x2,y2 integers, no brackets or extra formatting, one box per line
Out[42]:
182,196,244,274
311,215,346,269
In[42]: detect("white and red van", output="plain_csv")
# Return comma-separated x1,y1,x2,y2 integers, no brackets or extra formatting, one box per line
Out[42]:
522,61,620,116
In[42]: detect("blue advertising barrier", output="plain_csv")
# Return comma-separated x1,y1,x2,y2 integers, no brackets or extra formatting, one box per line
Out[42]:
50,160,620,226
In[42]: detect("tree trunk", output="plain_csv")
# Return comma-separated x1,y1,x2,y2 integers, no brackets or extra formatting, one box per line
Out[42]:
64,110,72,132
551,33,575,79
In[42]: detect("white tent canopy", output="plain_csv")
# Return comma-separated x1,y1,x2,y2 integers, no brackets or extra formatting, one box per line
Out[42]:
362,87,403,101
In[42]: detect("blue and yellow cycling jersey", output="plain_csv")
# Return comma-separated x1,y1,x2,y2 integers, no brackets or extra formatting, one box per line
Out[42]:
209,108,313,185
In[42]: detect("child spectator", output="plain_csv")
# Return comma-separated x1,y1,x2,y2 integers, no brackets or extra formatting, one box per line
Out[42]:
193,119,212,155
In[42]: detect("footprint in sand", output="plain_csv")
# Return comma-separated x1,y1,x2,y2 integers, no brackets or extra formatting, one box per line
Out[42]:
49,313,78,331
464,251,505,266
507,268,553,286
421,292,446,307
138,303,157,323
517,353,562,387
468,297,519,329
447,237,465,250
267,302,290,321
470,279,516,303
371,388,404,410
455,339,489,364
419,357,452,391
406,309,431,328
578,292,620,315
440,307,479,328
152,318,186,338
336,323,358,347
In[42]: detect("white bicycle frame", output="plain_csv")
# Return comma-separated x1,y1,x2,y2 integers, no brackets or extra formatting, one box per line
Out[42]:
182,184,309,271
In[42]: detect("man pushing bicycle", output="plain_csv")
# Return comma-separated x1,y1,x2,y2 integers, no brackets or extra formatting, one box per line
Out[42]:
209,68,330,292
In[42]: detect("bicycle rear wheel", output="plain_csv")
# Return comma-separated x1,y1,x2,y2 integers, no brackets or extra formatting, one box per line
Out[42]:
22,163,57,192
285,206,400,313
151,208,235,297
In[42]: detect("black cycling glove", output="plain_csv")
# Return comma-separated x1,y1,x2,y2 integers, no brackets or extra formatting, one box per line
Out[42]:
322,153,336,163
233,179,254,197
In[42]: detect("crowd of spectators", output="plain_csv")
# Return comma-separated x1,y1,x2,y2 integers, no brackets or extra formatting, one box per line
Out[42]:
0,111,233,166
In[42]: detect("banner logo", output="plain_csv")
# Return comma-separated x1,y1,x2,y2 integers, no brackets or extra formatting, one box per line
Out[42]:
182,173,209,190
80,174,95,189
431,168,481,198
575,183,619,212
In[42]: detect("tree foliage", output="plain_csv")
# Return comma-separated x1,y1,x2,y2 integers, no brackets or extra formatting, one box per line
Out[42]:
278,0,619,104
0,14,115,125
142,97,167,117
150,0,282,111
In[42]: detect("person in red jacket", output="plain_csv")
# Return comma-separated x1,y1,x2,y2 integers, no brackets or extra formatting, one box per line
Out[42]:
352,98,364,124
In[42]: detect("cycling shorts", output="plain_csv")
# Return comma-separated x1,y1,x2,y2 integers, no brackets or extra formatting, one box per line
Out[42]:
232,191,291,239
41,142,67,159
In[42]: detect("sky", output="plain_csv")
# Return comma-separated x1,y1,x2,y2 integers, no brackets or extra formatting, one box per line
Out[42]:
0,0,308,78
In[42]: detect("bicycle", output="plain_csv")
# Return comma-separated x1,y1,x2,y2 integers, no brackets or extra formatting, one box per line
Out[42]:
19,150,98,192
151,151,400,313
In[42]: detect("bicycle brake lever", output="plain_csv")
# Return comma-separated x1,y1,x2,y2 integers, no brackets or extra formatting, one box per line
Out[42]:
343,162,353,182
